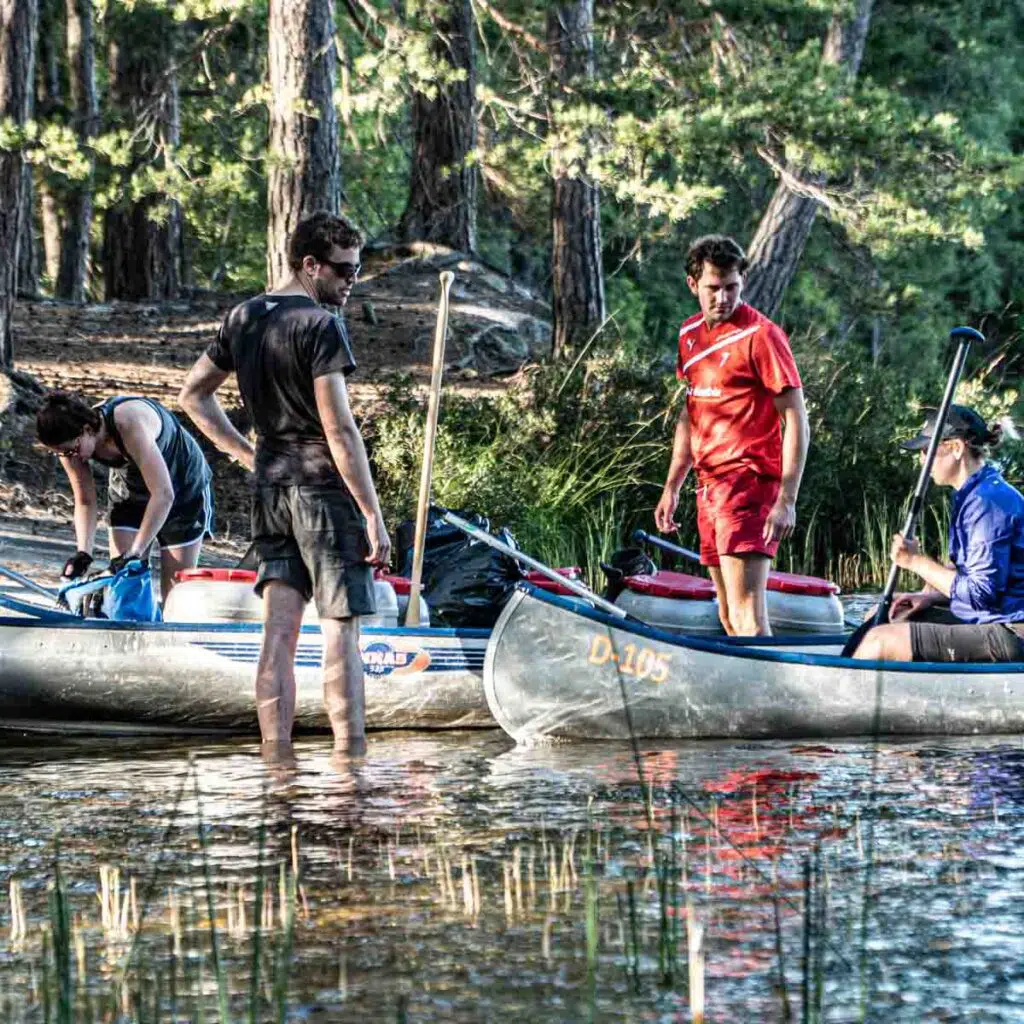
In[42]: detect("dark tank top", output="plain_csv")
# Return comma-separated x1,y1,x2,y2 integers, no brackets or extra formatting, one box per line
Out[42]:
94,397,211,508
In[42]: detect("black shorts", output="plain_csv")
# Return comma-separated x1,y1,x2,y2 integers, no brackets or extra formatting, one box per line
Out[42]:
109,483,214,549
251,482,376,620
908,605,1024,663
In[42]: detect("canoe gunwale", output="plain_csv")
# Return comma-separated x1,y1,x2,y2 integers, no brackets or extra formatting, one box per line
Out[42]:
509,583,1024,674
0,592,491,640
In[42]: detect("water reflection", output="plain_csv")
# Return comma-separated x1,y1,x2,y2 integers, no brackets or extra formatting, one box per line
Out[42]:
0,732,1022,1020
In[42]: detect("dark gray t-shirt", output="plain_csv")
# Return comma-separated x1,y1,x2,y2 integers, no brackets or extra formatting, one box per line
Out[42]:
207,295,356,486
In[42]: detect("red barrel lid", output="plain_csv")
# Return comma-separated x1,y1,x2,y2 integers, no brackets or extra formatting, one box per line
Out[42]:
525,567,582,596
766,572,839,597
379,573,411,595
174,568,258,583
623,571,716,601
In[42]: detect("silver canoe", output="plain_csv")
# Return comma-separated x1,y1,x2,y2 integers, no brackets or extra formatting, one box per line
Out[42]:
484,586,1024,743
0,593,492,734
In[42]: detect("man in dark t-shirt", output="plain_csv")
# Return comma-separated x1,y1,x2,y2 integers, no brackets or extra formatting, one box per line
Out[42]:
179,211,391,755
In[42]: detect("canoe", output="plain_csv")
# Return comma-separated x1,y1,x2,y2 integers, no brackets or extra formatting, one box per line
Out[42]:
483,585,1024,743
0,591,491,735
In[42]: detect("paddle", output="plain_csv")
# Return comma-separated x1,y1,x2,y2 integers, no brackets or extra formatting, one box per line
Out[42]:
406,271,455,626
632,528,702,567
839,325,982,658
0,564,59,603
442,510,628,619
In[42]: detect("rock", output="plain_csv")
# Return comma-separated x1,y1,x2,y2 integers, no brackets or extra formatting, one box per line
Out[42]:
362,301,378,326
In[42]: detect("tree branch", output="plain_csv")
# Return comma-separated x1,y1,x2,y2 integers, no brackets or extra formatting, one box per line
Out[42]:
470,0,545,52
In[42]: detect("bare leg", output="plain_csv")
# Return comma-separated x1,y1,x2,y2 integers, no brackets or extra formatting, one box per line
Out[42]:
707,567,734,635
256,581,305,744
157,538,203,602
852,623,913,661
320,616,366,755
717,554,772,636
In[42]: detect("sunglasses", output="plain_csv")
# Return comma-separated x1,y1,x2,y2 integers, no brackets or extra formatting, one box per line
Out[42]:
56,437,83,459
320,259,361,283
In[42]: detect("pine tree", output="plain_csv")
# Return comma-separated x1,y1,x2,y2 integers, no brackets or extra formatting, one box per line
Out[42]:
0,0,39,367
266,0,341,288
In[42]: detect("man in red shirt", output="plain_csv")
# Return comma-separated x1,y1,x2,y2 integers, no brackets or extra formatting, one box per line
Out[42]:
654,235,809,636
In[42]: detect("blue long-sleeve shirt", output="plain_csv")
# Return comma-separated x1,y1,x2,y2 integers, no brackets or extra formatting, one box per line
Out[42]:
948,463,1024,623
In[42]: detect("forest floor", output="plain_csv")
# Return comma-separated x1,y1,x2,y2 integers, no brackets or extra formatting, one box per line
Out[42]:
0,243,551,564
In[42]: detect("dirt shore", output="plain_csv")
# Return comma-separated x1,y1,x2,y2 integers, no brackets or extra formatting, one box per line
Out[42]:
0,244,547,550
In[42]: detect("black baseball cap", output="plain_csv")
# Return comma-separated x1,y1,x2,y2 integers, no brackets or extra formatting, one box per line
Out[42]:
900,404,990,452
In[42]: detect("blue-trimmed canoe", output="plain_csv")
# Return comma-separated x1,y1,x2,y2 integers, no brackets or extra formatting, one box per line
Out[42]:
0,592,491,735
483,585,1024,744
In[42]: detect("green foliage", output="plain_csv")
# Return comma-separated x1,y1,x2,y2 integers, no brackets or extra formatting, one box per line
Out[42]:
372,332,1021,588
16,0,1024,578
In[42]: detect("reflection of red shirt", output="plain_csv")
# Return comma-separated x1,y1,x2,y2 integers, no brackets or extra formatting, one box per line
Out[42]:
676,303,801,482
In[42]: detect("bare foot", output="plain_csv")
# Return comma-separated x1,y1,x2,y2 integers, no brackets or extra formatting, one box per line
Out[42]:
260,739,298,774
332,733,367,758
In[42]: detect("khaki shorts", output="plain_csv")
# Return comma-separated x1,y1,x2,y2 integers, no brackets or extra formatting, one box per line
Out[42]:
251,483,375,620
908,605,1024,663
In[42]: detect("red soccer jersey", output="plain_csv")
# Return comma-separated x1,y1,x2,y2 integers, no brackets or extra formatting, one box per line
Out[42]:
676,303,802,481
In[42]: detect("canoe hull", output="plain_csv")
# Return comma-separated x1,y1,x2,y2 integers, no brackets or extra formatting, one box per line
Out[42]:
0,609,491,734
484,587,1024,743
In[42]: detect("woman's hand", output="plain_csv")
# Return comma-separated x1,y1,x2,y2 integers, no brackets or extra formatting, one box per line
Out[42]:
62,550,93,580
890,533,921,570
890,590,942,622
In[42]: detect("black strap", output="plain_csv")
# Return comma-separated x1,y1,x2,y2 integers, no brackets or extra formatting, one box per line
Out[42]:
101,396,163,463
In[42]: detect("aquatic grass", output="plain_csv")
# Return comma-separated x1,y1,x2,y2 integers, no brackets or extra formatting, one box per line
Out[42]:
194,764,232,1024
47,851,72,1024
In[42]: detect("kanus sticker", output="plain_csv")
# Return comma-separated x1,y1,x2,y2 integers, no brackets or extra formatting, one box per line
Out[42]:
361,641,431,677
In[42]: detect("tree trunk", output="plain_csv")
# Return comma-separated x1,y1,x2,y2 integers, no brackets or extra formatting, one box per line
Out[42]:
266,0,341,289
55,0,97,302
35,0,61,288
101,6,183,301
0,0,39,369
548,0,605,359
743,0,873,318
17,150,40,298
397,0,477,252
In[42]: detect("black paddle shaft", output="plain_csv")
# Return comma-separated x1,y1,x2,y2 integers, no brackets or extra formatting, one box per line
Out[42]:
632,529,700,565
871,325,982,628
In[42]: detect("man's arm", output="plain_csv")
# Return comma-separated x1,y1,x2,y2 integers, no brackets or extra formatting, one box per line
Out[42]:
655,406,693,532
313,371,392,567
178,354,255,471
59,455,98,554
764,387,810,542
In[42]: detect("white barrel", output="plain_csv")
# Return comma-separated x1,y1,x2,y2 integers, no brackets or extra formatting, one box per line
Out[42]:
164,573,400,628
766,589,844,634
163,575,260,623
614,590,723,635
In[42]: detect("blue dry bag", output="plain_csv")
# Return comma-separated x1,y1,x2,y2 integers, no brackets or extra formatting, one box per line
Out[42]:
59,560,162,623
103,562,161,622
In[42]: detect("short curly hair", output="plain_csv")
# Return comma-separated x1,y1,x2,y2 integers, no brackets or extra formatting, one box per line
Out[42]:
686,235,748,281
287,211,363,272
36,392,101,447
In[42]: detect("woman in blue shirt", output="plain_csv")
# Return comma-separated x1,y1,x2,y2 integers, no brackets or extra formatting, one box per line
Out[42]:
855,405,1024,663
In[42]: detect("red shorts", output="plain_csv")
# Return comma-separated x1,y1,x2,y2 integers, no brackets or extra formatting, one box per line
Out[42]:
696,471,780,567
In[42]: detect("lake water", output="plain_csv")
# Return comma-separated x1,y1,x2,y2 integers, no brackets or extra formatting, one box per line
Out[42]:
0,728,1022,1022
